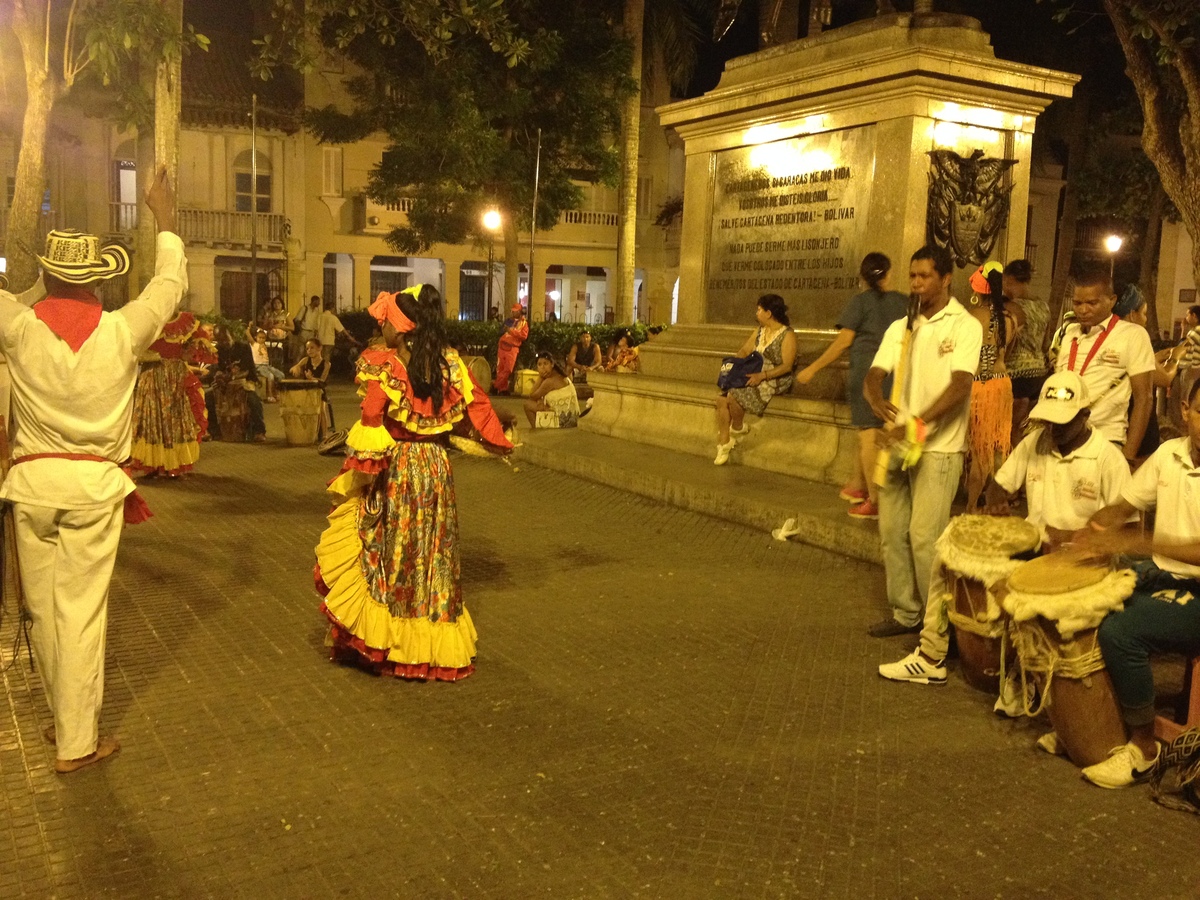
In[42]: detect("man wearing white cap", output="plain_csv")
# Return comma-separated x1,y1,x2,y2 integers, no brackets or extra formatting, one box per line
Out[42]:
0,167,187,773
879,370,1129,685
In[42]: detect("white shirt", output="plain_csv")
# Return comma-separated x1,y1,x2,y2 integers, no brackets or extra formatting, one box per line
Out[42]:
1122,436,1200,579
1053,315,1155,443
870,297,982,453
994,427,1130,538
317,309,346,347
296,304,321,337
0,232,188,509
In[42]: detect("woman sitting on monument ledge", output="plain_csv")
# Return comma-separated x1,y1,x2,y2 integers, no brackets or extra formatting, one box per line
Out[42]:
714,293,797,466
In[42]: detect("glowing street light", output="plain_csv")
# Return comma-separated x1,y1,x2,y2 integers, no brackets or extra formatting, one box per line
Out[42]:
1104,234,1123,277
482,209,501,317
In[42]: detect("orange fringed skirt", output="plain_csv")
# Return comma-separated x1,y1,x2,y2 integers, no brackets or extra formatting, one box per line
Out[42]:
968,376,1013,479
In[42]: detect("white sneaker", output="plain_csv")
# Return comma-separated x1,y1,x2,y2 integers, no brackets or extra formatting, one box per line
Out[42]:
1081,741,1158,789
1035,732,1067,757
714,439,735,465
730,423,751,437
878,649,947,685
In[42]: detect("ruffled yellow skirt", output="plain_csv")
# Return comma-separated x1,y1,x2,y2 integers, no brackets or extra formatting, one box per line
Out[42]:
315,442,477,681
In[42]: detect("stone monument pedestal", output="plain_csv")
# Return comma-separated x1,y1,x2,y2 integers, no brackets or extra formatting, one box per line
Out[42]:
583,13,1077,484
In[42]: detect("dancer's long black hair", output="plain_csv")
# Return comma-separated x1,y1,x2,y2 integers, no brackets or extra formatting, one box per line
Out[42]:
986,268,1007,352
398,285,450,410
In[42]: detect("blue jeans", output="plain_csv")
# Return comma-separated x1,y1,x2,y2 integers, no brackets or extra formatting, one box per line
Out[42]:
1098,564,1200,727
877,450,963,627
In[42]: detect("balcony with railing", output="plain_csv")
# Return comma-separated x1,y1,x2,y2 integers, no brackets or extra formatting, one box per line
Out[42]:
358,196,417,236
109,202,287,249
357,194,620,248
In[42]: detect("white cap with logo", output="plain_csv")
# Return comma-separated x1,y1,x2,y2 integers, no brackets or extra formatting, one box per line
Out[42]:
1029,370,1089,425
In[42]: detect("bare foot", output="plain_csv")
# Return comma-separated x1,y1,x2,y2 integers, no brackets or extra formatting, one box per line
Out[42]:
43,724,55,745
55,735,120,774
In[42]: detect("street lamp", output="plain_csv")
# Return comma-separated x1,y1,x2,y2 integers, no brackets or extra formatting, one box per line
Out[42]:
482,209,501,319
1103,234,1123,278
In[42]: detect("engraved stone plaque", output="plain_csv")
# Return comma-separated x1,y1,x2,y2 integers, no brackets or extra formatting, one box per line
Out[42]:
706,125,878,328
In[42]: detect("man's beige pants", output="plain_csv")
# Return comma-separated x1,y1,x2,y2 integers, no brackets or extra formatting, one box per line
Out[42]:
14,502,123,761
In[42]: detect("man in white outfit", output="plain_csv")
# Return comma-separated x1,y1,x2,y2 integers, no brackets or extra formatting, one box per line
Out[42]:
0,168,186,773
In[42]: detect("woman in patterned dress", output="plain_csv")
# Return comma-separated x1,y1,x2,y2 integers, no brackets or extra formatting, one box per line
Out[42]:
314,285,512,681
713,294,797,466
129,312,216,476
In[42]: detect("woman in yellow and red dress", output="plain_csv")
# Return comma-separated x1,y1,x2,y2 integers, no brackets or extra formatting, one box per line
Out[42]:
129,311,216,476
315,284,512,681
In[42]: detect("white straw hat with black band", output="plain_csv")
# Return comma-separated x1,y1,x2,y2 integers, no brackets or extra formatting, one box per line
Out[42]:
37,230,131,284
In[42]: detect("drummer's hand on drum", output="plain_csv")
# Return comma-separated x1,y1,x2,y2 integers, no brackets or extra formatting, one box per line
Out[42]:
1069,524,1152,562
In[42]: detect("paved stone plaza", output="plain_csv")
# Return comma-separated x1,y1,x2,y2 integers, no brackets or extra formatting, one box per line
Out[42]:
0,386,1197,899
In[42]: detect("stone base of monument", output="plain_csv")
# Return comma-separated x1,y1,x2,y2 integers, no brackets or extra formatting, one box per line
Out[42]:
581,324,859,485
580,373,857,484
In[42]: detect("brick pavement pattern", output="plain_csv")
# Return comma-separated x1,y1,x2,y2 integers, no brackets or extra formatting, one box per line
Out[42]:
0,386,1197,898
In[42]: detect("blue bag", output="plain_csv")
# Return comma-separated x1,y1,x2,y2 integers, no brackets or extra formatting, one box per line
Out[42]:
716,351,763,391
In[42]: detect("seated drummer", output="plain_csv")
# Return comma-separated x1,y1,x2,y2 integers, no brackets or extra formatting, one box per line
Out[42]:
1073,377,1200,789
878,370,1129,686
991,370,1131,550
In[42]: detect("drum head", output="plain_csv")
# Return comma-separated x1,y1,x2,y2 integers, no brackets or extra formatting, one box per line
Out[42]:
944,515,1041,558
1007,552,1108,594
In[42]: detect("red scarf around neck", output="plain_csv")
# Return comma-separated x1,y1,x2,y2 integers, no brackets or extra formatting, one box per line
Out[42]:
34,286,104,353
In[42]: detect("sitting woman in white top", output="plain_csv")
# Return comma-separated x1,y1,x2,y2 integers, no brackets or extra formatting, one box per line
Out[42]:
878,369,1130,687
524,352,580,428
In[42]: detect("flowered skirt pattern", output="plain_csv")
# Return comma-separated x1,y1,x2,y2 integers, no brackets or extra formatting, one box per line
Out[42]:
130,359,207,475
315,441,477,681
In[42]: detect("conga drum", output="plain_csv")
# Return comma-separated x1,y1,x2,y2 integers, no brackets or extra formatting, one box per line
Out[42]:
215,381,249,443
511,369,539,397
279,379,323,445
1003,554,1138,767
937,515,1041,693
461,355,493,394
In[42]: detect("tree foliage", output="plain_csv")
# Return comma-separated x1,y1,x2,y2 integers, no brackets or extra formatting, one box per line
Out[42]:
3,0,205,290
296,0,635,255
1071,0,1200,284
252,0,532,79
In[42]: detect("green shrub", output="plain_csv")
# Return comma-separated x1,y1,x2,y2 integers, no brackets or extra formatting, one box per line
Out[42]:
311,310,669,376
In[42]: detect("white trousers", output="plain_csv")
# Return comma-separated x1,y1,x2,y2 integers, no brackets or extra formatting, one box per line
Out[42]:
14,502,124,760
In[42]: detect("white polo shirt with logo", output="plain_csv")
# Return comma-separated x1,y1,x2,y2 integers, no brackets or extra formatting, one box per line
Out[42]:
995,427,1130,537
870,297,982,454
1123,436,1200,579
1053,315,1155,443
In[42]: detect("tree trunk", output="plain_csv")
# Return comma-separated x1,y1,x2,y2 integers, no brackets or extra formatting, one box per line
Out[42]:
156,0,184,201
133,117,157,295
615,0,644,325
1101,1,1200,292
6,0,58,293
1045,82,1094,350
1139,183,1165,339
503,210,519,316
135,0,184,302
